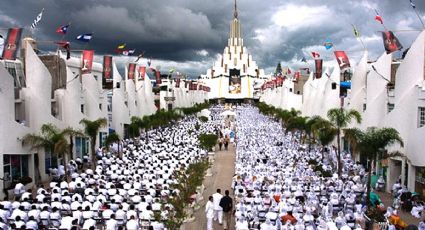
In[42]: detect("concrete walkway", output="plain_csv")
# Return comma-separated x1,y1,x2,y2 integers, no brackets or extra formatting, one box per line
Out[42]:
184,144,236,230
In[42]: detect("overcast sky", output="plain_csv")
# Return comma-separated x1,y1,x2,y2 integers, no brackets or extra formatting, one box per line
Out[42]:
0,0,424,77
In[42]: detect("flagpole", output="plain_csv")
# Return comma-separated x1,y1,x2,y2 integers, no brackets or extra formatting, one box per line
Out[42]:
413,7,425,29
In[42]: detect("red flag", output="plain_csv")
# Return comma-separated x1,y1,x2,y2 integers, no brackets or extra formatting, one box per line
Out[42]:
294,71,300,82
287,68,291,75
102,56,113,89
155,70,161,84
315,59,323,79
128,63,136,80
375,9,383,24
381,31,403,54
138,66,146,80
81,50,94,74
311,52,320,59
2,28,23,60
334,51,351,70
176,77,180,88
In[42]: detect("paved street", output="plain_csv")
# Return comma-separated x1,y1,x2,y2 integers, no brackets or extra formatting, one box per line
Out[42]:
184,144,236,230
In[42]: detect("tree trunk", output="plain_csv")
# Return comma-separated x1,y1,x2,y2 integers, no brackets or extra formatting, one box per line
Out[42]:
91,139,96,170
366,159,372,208
63,153,68,182
337,128,342,176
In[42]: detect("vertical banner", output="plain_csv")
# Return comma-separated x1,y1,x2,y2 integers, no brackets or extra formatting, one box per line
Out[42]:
128,63,136,80
189,82,193,90
229,68,241,94
382,31,403,54
2,28,23,60
102,55,113,89
294,71,300,82
138,66,146,81
81,50,94,74
314,59,323,79
155,70,161,84
176,76,180,88
334,51,351,70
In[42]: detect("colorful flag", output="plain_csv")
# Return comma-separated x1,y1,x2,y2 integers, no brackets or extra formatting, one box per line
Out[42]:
334,51,351,70
323,40,333,50
31,8,44,29
287,68,292,75
2,28,23,60
56,24,70,34
352,24,360,38
169,68,175,74
381,31,403,54
311,52,320,59
103,56,113,89
76,33,92,42
315,59,323,79
410,0,416,9
81,50,94,74
117,43,126,49
128,63,136,80
122,49,135,56
375,9,384,24
301,57,307,63
55,41,71,59
138,66,146,81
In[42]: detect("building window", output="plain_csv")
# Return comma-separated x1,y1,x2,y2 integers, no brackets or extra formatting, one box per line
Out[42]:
44,150,57,174
75,137,89,158
99,104,102,111
419,107,425,128
387,103,395,113
94,75,98,81
80,104,84,114
99,132,107,147
363,104,367,112
3,155,29,181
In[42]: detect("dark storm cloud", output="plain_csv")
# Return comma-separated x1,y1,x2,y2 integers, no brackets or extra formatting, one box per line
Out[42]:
0,0,424,76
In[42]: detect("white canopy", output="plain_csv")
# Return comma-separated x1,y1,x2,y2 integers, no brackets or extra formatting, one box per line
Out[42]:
221,110,236,116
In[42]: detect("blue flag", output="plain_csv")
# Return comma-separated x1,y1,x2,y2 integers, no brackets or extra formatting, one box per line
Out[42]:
76,33,92,42
324,40,333,50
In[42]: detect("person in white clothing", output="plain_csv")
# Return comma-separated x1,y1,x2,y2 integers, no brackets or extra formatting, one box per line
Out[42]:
212,188,223,224
205,196,214,230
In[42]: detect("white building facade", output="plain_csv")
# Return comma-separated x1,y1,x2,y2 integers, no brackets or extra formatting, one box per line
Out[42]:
260,31,425,195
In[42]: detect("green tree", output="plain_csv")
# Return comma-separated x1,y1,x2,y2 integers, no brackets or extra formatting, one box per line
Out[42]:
344,127,403,208
327,108,362,176
22,124,83,180
79,118,107,169
275,62,282,76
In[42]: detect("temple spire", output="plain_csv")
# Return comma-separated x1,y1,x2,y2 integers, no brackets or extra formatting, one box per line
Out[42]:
234,0,238,19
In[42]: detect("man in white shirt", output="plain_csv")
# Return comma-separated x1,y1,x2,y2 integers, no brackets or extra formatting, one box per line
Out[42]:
205,196,214,230
212,188,224,224
126,215,140,230
105,214,119,230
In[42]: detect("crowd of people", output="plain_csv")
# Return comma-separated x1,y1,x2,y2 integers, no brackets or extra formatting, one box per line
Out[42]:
3,109,223,230
229,105,423,230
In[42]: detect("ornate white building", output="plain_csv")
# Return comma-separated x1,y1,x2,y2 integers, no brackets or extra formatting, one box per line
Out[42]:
200,0,267,99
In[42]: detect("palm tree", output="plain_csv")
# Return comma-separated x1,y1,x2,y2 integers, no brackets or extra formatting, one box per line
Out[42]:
327,108,362,176
345,127,403,208
79,118,107,169
310,117,337,160
22,124,80,180
104,133,121,157
129,116,143,138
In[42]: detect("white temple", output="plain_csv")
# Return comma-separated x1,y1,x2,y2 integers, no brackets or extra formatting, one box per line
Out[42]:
200,0,267,99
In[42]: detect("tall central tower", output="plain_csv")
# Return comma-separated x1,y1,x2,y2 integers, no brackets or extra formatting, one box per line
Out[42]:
229,0,241,43
201,0,266,99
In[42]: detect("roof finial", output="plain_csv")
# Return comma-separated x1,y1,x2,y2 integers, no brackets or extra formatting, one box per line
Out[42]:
234,0,238,19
